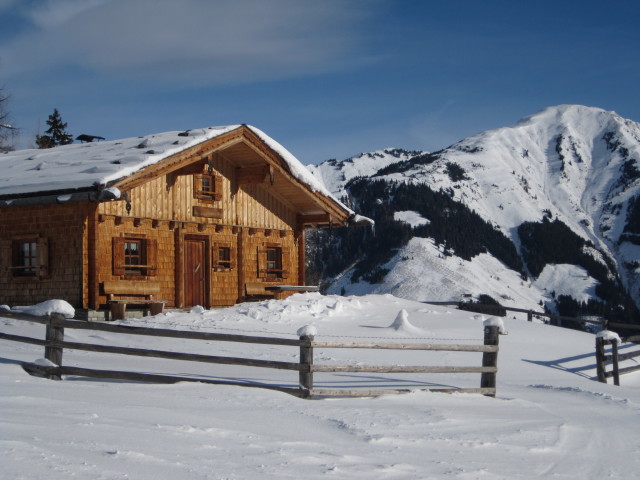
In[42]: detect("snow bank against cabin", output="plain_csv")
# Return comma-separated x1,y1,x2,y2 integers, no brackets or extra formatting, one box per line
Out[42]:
9,299,74,318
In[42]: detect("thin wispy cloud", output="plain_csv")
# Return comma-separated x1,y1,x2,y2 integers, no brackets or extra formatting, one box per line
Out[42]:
1,0,379,86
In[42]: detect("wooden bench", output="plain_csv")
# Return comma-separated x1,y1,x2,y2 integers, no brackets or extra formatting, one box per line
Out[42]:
245,282,276,298
102,280,166,320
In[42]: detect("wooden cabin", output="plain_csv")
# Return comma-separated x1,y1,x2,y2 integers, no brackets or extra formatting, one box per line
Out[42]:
0,125,356,319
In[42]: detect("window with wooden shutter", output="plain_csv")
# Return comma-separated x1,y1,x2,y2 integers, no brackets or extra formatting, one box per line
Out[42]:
10,236,48,279
259,243,286,281
194,174,222,202
213,243,235,272
113,235,157,278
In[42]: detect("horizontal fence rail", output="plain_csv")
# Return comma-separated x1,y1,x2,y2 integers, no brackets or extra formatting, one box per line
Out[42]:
0,312,502,398
595,336,640,386
426,301,640,332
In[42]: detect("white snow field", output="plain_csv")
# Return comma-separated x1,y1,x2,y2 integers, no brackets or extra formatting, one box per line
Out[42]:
2,293,640,479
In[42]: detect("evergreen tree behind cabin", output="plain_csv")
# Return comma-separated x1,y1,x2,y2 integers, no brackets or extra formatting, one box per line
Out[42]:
36,108,73,149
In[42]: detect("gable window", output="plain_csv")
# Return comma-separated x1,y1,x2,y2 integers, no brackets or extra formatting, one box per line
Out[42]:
11,237,48,279
213,243,235,272
194,174,222,202
113,235,157,277
258,243,290,281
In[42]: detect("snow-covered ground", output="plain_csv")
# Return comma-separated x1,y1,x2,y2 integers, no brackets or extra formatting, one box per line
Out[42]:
2,293,640,479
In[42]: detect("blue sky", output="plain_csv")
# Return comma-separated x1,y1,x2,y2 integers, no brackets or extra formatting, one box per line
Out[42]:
1,0,639,164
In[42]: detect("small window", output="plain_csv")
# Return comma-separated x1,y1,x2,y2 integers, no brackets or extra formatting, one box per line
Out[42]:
13,240,37,277
258,243,290,281
213,243,235,272
113,236,157,277
266,246,282,279
124,239,145,276
194,174,222,202
11,237,48,279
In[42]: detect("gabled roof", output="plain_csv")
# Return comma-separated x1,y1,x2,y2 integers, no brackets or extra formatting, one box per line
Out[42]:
0,125,356,224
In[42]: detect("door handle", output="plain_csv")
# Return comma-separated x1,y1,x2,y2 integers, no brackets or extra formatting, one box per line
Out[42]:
194,263,201,273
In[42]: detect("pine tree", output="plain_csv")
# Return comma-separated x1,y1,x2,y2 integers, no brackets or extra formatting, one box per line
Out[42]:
36,108,73,148
0,87,17,153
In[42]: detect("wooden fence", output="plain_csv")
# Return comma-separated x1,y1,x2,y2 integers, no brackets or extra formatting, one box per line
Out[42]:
427,301,607,327
0,312,502,398
595,334,640,386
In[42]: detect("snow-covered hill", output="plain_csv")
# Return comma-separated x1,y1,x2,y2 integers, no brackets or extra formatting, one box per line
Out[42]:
310,105,640,319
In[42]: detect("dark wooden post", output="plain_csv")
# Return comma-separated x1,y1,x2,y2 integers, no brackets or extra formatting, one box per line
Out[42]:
595,337,607,383
527,310,533,322
611,339,620,386
44,313,65,380
480,325,499,397
299,334,314,394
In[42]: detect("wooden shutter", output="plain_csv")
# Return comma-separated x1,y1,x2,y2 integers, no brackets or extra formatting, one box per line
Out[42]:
36,237,49,279
0,239,11,275
146,238,158,276
214,174,223,200
281,246,291,280
193,174,203,200
112,237,126,276
257,246,267,279
229,245,237,270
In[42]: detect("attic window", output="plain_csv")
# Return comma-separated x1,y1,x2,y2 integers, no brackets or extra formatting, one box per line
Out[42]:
194,174,222,202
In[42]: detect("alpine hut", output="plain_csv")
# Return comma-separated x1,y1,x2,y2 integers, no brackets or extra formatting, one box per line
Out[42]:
0,125,357,319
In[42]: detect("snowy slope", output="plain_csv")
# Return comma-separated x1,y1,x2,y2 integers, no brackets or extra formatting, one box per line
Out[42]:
314,105,640,313
2,294,640,479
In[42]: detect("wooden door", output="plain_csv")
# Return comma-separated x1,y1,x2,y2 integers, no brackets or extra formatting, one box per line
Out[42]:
184,238,207,307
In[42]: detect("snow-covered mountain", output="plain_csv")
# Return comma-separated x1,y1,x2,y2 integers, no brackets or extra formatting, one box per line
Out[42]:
309,105,640,323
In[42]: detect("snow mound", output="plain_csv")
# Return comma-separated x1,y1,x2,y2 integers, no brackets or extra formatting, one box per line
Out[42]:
13,300,75,318
387,309,423,334
190,305,206,314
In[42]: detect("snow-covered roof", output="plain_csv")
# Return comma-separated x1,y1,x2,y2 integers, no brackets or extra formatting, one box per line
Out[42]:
0,125,340,206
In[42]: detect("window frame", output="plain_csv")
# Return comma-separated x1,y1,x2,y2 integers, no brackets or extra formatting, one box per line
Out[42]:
258,243,290,282
194,173,222,202
213,242,235,272
10,236,48,279
113,235,158,279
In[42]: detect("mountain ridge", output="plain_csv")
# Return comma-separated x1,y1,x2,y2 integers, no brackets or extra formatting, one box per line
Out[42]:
307,105,640,325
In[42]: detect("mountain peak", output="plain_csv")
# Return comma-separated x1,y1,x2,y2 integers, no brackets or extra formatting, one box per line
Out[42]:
309,105,640,322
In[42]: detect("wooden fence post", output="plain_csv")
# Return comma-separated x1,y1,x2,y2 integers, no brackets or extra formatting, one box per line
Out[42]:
595,337,607,383
527,310,533,322
44,313,65,380
611,339,620,386
480,325,499,397
299,334,314,394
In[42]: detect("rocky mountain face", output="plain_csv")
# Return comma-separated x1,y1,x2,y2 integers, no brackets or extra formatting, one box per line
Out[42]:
308,105,640,327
